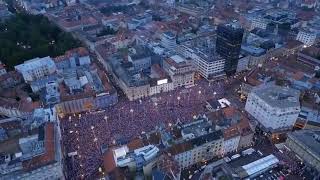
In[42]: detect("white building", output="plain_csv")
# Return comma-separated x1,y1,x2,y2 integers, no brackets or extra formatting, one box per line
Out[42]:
245,84,301,132
296,30,317,46
192,52,225,80
161,31,177,50
149,64,174,96
176,45,225,80
250,17,269,30
223,130,241,155
113,145,159,168
15,56,57,82
110,145,159,177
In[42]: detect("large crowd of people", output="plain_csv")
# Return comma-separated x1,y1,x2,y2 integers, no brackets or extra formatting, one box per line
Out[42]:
274,148,304,175
60,79,226,179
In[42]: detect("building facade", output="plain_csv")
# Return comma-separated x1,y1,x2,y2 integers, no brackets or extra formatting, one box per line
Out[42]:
296,30,317,46
250,17,269,30
15,57,57,82
163,55,195,88
245,84,301,132
168,130,224,169
161,31,177,50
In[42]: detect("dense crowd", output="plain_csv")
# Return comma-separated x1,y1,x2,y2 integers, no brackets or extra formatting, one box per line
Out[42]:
60,79,225,179
274,148,304,175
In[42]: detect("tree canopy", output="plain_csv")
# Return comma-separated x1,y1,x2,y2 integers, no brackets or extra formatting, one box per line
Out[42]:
0,13,81,69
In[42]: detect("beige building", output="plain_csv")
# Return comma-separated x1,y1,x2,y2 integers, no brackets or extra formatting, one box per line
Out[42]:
168,130,224,169
163,55,195,88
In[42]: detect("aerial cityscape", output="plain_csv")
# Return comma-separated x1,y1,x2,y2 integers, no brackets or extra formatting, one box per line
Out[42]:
0,0,320,179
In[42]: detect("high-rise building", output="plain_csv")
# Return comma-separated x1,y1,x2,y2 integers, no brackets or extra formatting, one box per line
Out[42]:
216,23,244,75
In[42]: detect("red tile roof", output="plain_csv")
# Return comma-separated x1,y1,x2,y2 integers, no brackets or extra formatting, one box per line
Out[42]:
127,138,144,151
103,148,117,173
54,47,89,62
222,107,237,119
224,125,240,139
167,142,193,156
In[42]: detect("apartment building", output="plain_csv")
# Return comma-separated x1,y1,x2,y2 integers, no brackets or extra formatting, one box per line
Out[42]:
15,56,57,83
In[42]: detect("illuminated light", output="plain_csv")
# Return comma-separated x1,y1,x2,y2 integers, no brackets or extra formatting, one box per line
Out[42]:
157,79,168,85
91,126,94,130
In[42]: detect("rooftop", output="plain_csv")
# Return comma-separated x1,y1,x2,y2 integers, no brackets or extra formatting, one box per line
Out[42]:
15,56,55,72
165,55,193,70
181,118,214,139
288,130,320,158
113,145,159,168
252,84,300,108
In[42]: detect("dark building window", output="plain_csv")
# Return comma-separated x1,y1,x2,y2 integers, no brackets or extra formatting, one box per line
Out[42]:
216,23,244,75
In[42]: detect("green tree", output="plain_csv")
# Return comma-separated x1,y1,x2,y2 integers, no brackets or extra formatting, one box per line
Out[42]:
0,13,82,69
